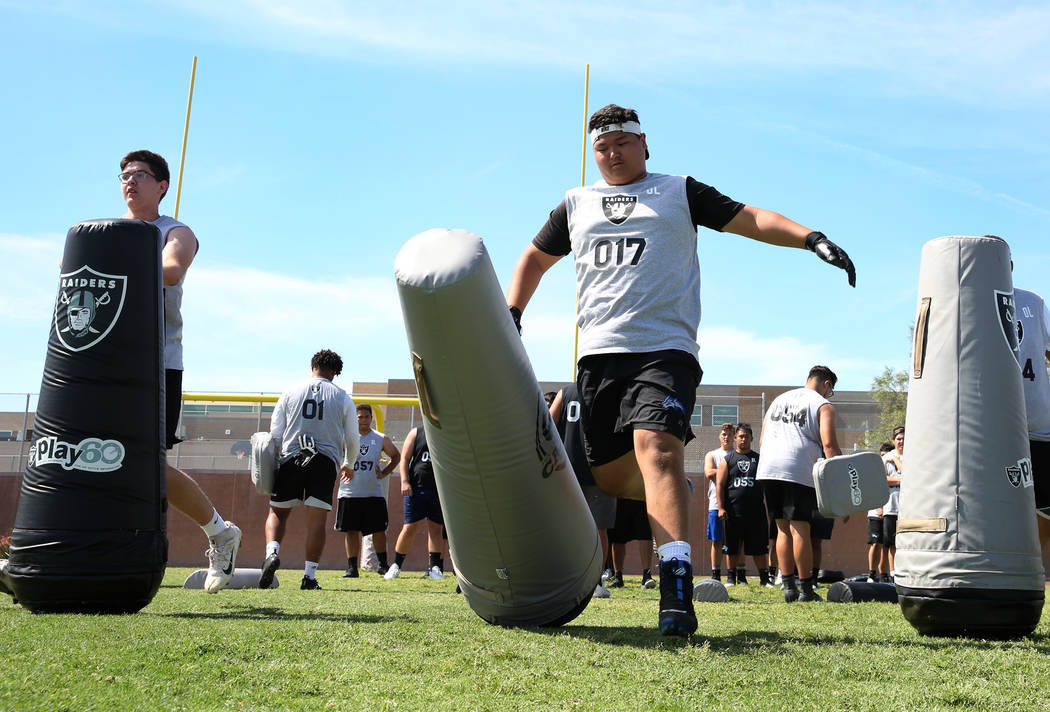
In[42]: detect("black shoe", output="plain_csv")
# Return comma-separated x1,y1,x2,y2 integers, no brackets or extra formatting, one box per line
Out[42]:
658,558,697,637
376,564,389,576
799,578,822,602
258,554,280,589
783,577,799,603
608,573,625,589
301,576,321,590
343,567,359,578
736,570,748,586
726,569,737,587
641,569,657,589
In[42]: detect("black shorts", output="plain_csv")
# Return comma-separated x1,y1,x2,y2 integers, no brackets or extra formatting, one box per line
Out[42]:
334,496,389,534
608,498,652,543
1032,439,1050,518
882,514,898,548
403,488,444,525
576,349,701,467
723,509,769,556
810,513,834,540
762,480,818,523
165,369,183,450
270,454,337,510
867,516,884,545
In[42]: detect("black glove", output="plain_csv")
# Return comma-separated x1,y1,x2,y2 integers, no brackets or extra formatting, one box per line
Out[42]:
805,231,856,287
509,306,522,335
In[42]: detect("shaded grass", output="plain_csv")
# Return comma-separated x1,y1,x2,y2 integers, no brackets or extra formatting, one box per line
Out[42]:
1,569,1047,711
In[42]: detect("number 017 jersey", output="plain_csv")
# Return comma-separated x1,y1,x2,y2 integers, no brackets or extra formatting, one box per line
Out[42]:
533,173,743,360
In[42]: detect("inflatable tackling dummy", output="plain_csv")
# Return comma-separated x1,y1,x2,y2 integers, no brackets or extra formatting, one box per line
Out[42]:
0,220,167,613
250,431,277,494
812,451,889,518
828,581,899,604
395,228,602,627
895,235,1044,638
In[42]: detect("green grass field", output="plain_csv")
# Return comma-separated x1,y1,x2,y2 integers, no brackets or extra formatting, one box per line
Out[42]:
1,569,1047,711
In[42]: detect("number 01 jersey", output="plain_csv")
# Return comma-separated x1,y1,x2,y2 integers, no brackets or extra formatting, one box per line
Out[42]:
270,377,358,470
533,173,743,360
1014,288,1050,441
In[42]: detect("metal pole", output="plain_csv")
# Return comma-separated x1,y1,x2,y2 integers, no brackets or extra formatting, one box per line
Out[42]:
16,393,30,472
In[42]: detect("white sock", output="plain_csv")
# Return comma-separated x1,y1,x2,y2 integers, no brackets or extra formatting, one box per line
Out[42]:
266,541,280,558
657,540,691,564
201,510,227,538
304,561,319,579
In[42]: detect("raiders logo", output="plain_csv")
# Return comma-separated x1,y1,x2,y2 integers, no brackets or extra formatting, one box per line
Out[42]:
1005,457,1034,488
602,194,637,225
994,290,1019,356
737,459,751,474
1017,318,1024,346
54,265,128,352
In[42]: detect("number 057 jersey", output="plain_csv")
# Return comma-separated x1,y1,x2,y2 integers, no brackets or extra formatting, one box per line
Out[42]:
270,377,358,469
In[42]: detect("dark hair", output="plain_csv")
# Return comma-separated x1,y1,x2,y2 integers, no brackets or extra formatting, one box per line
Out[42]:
588,104,649,159
879,442,893,454
120,150,171,200
311,349,343,376
808,365,838,388
892,426,905,437
543,391,557,407
736,423,753,436
356,403,372,414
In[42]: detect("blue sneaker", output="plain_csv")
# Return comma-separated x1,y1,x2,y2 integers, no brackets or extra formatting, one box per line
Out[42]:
658,558,697,637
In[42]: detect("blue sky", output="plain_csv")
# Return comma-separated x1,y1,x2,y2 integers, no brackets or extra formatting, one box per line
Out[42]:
2,1,1049,398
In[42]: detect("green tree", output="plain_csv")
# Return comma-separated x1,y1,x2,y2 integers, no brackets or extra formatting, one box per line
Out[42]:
861,366,908,449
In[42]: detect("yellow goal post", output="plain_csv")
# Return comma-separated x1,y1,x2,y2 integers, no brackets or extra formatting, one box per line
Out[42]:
180,393,420,434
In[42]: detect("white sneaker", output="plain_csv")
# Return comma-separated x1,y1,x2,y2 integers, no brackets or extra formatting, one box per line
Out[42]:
383,563,401,580
593,583,611,598
428,566,445,580
204,522,242,594
774,570,783,586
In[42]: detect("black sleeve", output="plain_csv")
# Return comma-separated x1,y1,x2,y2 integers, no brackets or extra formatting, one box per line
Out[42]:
531,200,571,256
686,177,745,231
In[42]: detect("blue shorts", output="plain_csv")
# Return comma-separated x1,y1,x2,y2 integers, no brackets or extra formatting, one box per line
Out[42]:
706,510,724,542
404,488,444,525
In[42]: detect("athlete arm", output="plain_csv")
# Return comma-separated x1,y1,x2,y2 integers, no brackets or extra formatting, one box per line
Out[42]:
269,394,287,448
722,206,855,286
715,460,729,519
399,428,416,497
378,436,401,478
341,398,360,477
703,452,718,482
549,389,564,422
161,226,198,286
818,403,841,458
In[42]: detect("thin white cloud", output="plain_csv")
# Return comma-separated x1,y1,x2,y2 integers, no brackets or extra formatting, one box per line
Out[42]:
154,0,1050,104
0,233,65,322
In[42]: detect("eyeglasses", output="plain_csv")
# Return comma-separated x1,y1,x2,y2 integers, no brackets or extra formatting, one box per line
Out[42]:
118,170,157,183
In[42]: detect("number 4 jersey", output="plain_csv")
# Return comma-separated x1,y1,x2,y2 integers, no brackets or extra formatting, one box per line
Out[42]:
1015,287,1050,440
532,173,743,360
270,376,358,469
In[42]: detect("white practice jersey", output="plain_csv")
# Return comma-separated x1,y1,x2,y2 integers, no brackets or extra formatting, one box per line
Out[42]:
270,377,358,470
152,215,190,370
705,446,732,511
755,387,829,487
1015,288,1050,441
882,452,903,515
339,429,386,499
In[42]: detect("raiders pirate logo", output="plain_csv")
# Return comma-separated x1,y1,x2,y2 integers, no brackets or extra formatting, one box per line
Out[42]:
1005,457,1034,489
994,290,1019,356
737,459,752,474
602,194,637,225
54,265,128,352
1017,318,1024,347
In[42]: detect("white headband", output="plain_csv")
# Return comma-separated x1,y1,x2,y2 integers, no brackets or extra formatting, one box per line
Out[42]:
590,121,642,144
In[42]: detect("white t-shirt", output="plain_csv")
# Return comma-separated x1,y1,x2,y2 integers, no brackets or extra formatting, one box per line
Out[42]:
270,377,358,470
755,387,829,487
339,429,386,499
704,446,732,511
883,452,903,515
